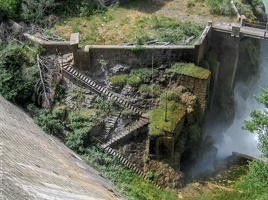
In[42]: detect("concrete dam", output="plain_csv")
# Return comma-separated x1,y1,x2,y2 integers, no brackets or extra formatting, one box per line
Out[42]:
0,95,123,200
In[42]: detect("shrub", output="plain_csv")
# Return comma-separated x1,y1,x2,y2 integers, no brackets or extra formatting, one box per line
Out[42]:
160,90,181,102
20,0,57,26
139,84,162,98
33,107,65,136
0,43,33,105
206,0,235,16
240,160,268,194
0,0,18,20
54,0,107,17
65,112,93,153
187,0,195,7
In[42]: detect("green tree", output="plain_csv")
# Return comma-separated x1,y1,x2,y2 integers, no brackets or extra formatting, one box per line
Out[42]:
20,0,57,25
0,43,33,105
0,0,18,20
243,86,268,158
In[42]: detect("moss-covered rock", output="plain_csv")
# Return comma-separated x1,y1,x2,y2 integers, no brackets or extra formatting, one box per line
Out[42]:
149,100,186,136
166,62,211,79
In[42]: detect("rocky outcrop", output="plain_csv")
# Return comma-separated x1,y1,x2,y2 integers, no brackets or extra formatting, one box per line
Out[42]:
0,95,123,200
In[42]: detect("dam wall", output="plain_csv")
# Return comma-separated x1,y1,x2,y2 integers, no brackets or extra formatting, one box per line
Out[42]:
0,95,123,200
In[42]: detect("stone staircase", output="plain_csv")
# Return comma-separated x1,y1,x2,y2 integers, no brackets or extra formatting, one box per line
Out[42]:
59,54,143,116
59,54,159,187
102,117,148,149
103,111,122,141
102,145,161,189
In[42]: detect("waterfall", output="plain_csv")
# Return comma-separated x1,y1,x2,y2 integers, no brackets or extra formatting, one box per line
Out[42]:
215,2,268,159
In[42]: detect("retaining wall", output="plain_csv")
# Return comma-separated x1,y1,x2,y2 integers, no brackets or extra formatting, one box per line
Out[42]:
21,21,212,70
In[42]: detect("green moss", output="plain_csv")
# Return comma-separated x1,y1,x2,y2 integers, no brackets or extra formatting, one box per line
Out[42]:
131,67,158,80
128,45,146,56
149,100,186,136
108,74,128,84
127,75,142,85
167,62,210,79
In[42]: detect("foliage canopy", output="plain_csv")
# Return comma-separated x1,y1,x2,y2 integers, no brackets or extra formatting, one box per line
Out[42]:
243,86,268,158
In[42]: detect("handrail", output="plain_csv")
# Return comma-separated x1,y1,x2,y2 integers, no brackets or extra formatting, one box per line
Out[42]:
245,20,268,30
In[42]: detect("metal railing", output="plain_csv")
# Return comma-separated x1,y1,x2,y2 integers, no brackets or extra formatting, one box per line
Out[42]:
245,20,268,30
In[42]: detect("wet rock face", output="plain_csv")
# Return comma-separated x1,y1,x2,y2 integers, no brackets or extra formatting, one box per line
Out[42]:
200,136,218,162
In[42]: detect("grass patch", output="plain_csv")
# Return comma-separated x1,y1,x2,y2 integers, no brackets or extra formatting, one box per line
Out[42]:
127,74,142,85
108,74,129,84
52,4,204,45
167,62,210,79
149,100,186,136
131,67,158,80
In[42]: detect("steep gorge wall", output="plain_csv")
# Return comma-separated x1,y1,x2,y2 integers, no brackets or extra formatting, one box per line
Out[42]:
0,95,123,200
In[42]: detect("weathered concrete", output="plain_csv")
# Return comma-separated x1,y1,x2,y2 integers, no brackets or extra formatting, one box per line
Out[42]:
0,95,123,200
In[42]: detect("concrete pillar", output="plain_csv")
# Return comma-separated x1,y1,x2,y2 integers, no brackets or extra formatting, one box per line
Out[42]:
207,21,213,26
70,33,80,68
210,30,241,106
231,25,241,37
239,15,246,26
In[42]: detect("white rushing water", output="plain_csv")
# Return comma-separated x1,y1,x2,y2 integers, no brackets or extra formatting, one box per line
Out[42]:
216,1,268,159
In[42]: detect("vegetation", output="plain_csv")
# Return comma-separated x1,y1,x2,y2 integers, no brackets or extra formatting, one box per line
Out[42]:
108,67,159,85
52,4,204,45
0,0,18,20
235,0,264,21
128,45,146,56
30,106,65,136
206,0,235,15
108,74,129,84
0,43,34,105
243,86,268,158
82,144,179,200
139,84,162,98
1,1,266,199
149,100,186,136
65,112,94,153
167,62,211,79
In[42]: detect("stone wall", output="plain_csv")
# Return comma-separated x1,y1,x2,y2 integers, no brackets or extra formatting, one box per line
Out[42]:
176,74,210,121
78,45,197,70
0,95,123,200
19,21,212,71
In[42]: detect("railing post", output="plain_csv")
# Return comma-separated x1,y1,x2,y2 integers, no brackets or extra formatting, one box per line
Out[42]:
70,32,79,67
231,25,241,37
239,15,246,26
207,21,212,26
266,23,268,31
